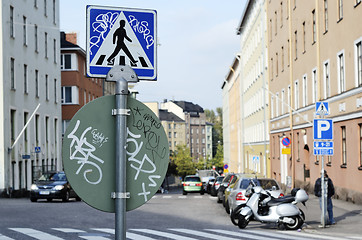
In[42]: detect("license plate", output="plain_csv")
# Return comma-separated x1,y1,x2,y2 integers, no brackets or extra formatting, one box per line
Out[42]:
190,183,195,186
39,191,50,195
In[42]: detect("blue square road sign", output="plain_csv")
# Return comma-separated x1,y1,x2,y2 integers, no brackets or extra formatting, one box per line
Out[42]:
313,119,333,140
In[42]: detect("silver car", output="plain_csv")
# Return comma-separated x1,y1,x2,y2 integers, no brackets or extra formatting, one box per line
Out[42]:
227,178,284,217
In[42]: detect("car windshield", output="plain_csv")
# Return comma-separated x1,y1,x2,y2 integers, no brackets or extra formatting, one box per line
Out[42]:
216,176,224,183
184,176,201,182
254,179,279,190
38,172,66,181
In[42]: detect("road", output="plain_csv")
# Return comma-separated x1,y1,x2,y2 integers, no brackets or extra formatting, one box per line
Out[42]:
0,188,360,239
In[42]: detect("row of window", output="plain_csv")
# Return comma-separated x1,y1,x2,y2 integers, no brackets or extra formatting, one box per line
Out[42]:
270,0,361,43
10,58,58,102
10,4,58,63
271,38,362,118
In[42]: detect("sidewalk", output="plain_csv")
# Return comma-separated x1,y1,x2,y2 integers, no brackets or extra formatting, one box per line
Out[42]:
302,195,362,238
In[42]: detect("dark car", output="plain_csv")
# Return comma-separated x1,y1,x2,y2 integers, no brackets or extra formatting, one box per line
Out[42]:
217,173,238,203
210,176,224,196
30,171,80,202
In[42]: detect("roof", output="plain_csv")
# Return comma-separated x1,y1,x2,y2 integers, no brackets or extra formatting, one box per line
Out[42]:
159,109,184,122
60,32,86,55
173,101,204,114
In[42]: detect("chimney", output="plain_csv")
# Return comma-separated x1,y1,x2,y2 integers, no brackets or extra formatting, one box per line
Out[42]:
65,32,77,45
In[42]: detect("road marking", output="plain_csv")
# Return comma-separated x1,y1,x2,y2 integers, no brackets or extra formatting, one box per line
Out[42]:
0,234,14,240
178,196,187,199
130,229,197,240
170,229,239,240
162,196,172,199
9,228,64,240
52,228,86,233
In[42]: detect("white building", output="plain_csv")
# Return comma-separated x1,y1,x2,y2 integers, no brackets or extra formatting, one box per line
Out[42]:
0,0,61,197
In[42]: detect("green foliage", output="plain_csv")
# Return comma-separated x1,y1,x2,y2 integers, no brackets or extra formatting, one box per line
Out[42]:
172,145,196,178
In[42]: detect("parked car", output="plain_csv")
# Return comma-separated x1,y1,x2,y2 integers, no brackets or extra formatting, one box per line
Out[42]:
210,176,224,196
30,171,80,202
196,170,220,192
217,173,239,203
227,177,284,217
223,174,254,213
206,177,216,194
182,175,204,195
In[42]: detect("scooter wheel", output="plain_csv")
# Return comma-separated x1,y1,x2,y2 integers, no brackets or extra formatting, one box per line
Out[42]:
284,216,303,230
238,215,249,229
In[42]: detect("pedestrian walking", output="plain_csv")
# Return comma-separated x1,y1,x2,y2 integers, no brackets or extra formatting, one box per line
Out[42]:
314,170,336,225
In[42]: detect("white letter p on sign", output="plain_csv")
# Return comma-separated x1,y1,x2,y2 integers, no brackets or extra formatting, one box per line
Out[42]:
317,120,330,138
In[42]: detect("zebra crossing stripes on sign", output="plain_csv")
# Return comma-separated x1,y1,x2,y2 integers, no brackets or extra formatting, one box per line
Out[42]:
86,6,157,80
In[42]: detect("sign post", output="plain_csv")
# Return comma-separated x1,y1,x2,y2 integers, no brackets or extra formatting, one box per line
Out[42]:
313,101,332,228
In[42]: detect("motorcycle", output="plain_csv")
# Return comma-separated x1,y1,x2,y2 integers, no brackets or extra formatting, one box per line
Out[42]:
235,186,308,230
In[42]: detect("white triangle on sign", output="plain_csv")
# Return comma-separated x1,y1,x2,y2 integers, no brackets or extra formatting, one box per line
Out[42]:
90,11,153,69
316,102,329,114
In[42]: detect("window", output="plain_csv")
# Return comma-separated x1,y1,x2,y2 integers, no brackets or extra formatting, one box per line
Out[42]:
45,32,48,58
280,2,283,27
302,75,307,107
302,22,306,53
61,86,79,104
54,79,57,103
338,0,343,20
324,0,328,32
35,70,39,97
269,19,273,41
10,110,16,142
24,64,28,94
287,85,291,110
312,68,318,103
276,52,279,76
281,46,285,71
23,16,27,46
287,39,290,66
281,89,285,115
271,96,274,118
274,11,277,35
337,51,345,93
359,124,362,168
356,39,362,86
53,39,57,63
341,126,347,167
276,92,279,116
11,58,15,90
324,61,330,99
294,31,298,60
35,25,38,52
294,80,299,109
61,54,77,70
44,0,47,16
52,0,56,24
10,6,14,38
312,10,316,43
270,58,274,80
45,74,49,101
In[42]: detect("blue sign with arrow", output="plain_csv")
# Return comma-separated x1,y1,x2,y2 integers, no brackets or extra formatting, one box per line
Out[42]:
86,6,157,80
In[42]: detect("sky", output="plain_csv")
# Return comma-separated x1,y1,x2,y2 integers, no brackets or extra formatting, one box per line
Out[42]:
59,0,247,111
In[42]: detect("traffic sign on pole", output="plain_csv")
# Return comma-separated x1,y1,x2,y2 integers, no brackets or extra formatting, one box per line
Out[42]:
315,101,329,115
62,95,169,212
313,119,333,140
86,6,157,80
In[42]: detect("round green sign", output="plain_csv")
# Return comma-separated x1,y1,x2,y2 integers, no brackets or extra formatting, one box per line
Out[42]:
62,95,169,212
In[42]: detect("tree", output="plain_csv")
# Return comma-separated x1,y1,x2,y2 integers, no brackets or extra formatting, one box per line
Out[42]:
205,107,223,157
211,144,224,169
173,145,196,178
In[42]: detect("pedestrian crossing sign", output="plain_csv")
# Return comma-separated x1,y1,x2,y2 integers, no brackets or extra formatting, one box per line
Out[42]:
315,101,329,115
86,6,157,80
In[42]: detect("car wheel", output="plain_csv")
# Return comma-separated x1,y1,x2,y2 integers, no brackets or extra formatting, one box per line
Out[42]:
30,197,37,202
225,201,230,214
182,190,187,195
47,198,52,202
76,196,82,201
62,191,70,202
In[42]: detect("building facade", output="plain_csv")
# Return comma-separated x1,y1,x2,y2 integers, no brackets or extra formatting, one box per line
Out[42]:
222,0,270,176
268,0,362,200
60,32,105,134
160,100,210,161
1,0,62,196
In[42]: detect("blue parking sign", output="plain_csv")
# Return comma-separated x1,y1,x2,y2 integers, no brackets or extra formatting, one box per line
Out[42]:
313,119,333,140
86,6,157,80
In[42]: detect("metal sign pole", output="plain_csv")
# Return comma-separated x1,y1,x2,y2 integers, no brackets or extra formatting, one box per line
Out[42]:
321,156,326,227
106,66,138,240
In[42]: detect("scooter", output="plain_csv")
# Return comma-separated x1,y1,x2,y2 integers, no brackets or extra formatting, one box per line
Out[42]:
236,186,308,230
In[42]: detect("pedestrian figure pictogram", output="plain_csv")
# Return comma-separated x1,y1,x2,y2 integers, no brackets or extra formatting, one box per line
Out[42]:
107,20,138,66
